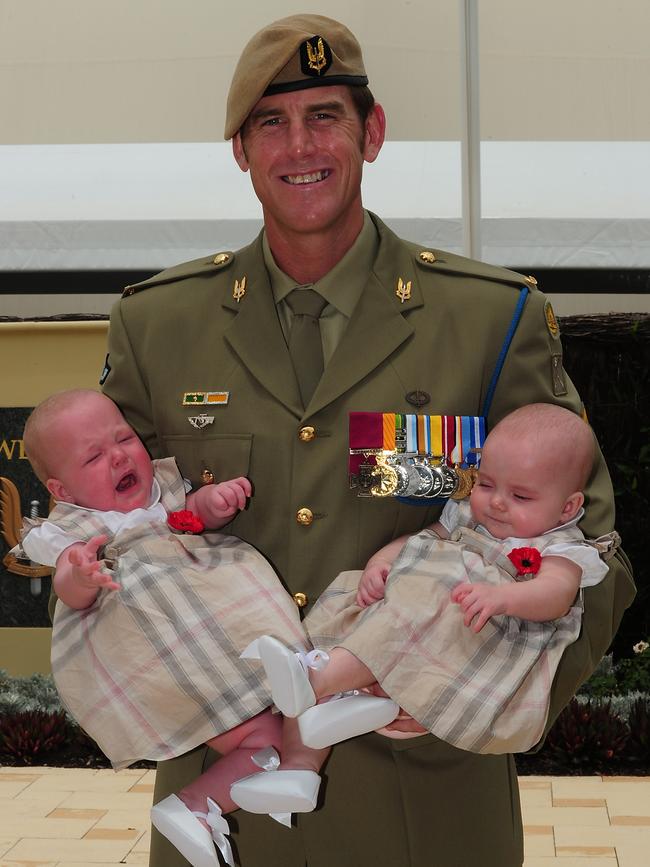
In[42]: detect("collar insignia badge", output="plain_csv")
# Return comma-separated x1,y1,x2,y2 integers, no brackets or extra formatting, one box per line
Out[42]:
396,277,412,303
233,276,247,302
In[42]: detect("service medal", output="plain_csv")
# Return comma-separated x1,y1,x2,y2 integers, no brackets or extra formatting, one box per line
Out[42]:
451,466,477,500
410,459,436,496
370,454,399,497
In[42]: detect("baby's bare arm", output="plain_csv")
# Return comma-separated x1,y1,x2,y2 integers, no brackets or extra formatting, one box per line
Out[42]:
186,477,252,530
451,555,582,632
356,520,448,607
53,535,120,610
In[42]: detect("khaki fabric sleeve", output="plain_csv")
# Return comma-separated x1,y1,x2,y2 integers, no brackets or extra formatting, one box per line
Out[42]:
101,298,161,459
490,286,636,747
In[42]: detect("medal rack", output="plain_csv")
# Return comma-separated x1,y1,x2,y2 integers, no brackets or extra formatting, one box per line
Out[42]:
349,412,485,499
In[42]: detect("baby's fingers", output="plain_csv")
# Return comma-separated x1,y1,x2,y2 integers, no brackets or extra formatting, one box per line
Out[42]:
86,534,108,553
451,583,472,603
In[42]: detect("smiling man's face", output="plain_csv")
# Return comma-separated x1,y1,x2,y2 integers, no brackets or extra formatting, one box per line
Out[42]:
44,392,154,513
232,85,384,247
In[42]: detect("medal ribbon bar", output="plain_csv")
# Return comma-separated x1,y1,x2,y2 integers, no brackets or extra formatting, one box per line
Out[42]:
349,412,485,496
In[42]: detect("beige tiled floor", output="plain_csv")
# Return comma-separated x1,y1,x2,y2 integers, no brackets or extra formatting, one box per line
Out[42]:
1,768,649,865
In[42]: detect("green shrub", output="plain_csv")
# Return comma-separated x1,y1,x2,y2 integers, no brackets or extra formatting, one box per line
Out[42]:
624,697,650,764
0,709,71,764
545,699,629,769
0,670,64,715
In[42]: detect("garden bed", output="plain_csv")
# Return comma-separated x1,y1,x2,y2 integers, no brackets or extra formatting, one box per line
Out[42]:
1,665,649,776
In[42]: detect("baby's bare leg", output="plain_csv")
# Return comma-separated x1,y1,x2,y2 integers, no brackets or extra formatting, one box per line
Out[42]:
279,716,330,773
180,709,283,815
309,646,375,699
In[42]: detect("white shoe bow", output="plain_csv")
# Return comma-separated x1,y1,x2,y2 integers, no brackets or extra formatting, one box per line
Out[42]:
230,746,321,828
241,636,329,717
151,793,233,867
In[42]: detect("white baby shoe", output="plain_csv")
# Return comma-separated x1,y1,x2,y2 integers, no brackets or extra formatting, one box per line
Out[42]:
150,794,233,867
298,691,399,749
230,747,321,827
244,635,329,717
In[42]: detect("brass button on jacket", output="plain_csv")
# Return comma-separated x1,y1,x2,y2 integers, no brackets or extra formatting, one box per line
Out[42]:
296,507,313,526
201,468,215,484
293,592,308,608
298,425,316,442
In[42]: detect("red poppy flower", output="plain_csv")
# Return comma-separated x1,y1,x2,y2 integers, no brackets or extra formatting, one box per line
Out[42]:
168,510,205,534
507,546,542,575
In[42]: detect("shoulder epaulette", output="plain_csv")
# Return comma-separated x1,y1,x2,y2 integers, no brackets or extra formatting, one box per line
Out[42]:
122,251,235,298
412,245,538,292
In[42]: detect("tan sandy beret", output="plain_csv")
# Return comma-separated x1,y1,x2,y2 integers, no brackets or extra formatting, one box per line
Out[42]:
224,14,368,140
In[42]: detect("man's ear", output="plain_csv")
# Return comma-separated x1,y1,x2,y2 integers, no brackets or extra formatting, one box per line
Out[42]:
362,103,386,164
232,132,249,172
562,491,584,522
46,478,74,504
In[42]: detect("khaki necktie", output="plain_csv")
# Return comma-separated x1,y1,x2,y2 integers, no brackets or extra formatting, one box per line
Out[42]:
285,288,327,406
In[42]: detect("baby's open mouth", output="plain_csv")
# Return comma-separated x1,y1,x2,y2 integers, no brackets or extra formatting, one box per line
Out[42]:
116,472,136,492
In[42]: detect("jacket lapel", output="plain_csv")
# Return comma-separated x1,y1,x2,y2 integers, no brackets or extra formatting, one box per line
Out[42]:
222,236,303,417
221,217,427,419
308,216,425,415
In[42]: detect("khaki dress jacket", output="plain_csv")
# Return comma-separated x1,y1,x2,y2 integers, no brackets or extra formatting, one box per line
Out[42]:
102,213,635,867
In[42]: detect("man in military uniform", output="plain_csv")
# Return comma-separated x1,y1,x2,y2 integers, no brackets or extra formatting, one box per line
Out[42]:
102,14,634,867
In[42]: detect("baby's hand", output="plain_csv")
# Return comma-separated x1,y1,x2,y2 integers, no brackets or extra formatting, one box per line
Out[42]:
356,563,389,607
67,535,121,592
451,582,508,632
195,477,252,527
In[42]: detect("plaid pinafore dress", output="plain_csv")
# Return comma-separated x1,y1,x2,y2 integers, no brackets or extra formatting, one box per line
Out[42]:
305,499,607,755
48,458,306,769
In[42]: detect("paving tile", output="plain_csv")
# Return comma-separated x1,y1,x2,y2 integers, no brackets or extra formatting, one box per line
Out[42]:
0,815,97,839
524,859,616,866
617,840,650,867
553,825,617,847
556,845,617,856
519,779,554,789
550,778,607,798
59,791,154,810
85,828,143,841
520,788,553,807
523,826,555,857
552,797,607,807
0,792,69,817
0,773,41,783
131,827,151,854
129,782,155,794
3,836,136,863
520,805,610,826
0,860,57,867
0,780,36,798
611,815,650,825
49,808,106,820
0,842,17,861
28,771,147,794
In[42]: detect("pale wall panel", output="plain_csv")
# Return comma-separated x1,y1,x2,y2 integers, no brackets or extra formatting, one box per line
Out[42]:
0,0,458,143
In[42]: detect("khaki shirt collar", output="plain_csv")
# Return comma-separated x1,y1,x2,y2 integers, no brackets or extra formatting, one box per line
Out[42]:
263,210,378,317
